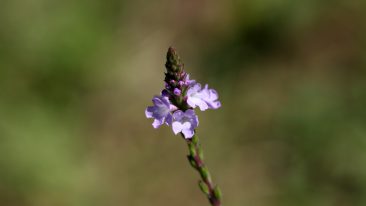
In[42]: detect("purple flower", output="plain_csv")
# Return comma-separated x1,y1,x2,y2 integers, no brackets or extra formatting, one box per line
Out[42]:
172,109,199,139
186,83,221,111
201,84,221,109
145,95,176,128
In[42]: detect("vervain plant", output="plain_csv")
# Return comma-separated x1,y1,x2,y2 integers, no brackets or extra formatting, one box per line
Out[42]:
145,47,223,206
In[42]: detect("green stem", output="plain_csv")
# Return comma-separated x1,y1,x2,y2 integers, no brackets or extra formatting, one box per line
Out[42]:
184,134,222,206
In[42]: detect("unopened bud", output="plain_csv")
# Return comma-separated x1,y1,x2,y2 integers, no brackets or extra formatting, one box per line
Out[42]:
213,185,222,200
198,180,210,195
187,155,197,169
174,88,181,96
166,47,182,73
200,167,211,182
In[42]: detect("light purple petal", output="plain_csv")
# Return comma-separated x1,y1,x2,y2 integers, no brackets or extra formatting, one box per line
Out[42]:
209,89,219,100
207,101,221,109
192,114,199,128
185,109,195,116
181,122,191,130
193,83,202,92
145,107,154,118
161,96,171,107
187,97,196,108
169,104,178,111
197,100,209,111
173,110,184,121
187,83,201,96
152,96,163,106
187,95,208,110
152,118,164,128
182,128,194,139
173,122,191,136
206,88,221,109
172,122,183,134
165,114,173,125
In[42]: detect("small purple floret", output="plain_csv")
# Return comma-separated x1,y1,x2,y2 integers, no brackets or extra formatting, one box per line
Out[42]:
186,83,221,111
172,109,199,138
145,95,174,128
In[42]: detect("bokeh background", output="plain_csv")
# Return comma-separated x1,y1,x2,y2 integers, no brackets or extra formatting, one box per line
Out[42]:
1,0,366,206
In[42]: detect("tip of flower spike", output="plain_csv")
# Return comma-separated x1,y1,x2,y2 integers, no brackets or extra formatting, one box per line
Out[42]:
168,46,176,54
166,47,183,73
166,47,177,61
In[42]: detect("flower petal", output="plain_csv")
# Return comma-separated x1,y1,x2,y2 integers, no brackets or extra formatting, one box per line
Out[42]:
152,96,163,106
173,110,184,121
187,83,201,96
185,109,195,116
145,107,154,118
197,100,209,111
152,118,164,128
172,122,183,134
209,89,219,101
187,97,197,108
207,101,221,109
181,122,191,130
182,128,194,138
165,114,173,125
161,96,171,107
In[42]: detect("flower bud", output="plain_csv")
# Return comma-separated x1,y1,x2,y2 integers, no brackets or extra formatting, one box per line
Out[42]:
200,167,211,182
213,185,222,200
174,88,181,96
187,155,197,169
165,47,183,73
198,180,210,195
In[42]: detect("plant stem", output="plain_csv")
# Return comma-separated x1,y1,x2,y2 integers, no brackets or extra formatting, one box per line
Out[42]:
184,133,222,206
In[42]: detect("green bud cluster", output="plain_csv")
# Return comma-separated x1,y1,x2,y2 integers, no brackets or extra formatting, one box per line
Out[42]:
165,47,183,73
164,47,189,110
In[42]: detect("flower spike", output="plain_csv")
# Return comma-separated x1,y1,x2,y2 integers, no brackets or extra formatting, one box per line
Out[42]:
145,47,222,206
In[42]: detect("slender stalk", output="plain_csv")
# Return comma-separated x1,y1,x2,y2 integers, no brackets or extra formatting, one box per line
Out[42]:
161,47,222,205
184,133,222,206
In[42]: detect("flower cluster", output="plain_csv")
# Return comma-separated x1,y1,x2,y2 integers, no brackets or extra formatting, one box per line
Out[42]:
145,47,221,138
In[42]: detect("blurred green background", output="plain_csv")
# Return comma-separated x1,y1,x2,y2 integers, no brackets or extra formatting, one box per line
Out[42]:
1,0,366,206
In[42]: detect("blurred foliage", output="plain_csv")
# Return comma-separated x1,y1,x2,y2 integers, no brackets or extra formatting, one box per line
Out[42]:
0,0,366,206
